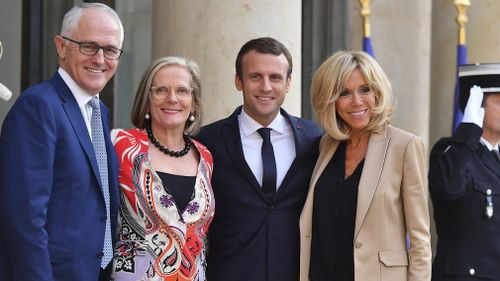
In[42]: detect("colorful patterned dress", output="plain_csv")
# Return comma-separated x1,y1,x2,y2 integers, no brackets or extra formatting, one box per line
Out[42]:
111,129,214,281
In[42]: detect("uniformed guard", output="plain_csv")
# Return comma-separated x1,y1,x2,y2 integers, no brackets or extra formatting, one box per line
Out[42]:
430,63,500,280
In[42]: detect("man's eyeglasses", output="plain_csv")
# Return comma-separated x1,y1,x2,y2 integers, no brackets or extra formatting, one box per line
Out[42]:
150,86,193,100
61,36,122,60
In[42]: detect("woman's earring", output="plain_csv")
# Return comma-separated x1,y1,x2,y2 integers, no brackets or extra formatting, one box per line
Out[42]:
145,112,150,120
189,114,195,122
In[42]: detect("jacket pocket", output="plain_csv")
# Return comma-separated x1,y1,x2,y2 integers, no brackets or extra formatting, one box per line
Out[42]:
379,250,408,280
48,241,73,264
471,179,499,223
472,180,499,195
445,255,496,279
379,250,409,266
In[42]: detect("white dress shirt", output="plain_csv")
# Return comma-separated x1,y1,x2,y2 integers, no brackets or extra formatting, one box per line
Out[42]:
238,108,296,190
480,137,499,153
58,67,99,139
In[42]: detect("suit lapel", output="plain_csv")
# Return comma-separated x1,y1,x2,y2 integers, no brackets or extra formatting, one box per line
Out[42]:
222,107,264,197
278,109,307,193
101,105,119,193
354,126,391,238
480,145,500,179
285,110,305,154
50,73,102,190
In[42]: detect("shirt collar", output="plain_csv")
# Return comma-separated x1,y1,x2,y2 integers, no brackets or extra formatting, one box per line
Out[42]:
58,67,99,108
239,107,286,137
480,137,498,151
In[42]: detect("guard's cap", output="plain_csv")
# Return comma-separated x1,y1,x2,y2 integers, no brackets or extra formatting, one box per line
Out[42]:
459,63,500,112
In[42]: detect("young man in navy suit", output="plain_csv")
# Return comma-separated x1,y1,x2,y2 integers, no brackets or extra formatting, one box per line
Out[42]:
197,37,322,281
0,3,123,281
430,64,500,280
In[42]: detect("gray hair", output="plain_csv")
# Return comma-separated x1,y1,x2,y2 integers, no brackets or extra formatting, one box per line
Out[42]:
60,3,124,47
131,56,203,136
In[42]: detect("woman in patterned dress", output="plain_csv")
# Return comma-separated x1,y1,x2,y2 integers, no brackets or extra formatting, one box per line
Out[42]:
111,56,214,281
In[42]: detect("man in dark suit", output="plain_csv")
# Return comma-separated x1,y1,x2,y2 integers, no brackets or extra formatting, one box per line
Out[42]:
430,63,500,280
196,37,322,281
0,3,123,281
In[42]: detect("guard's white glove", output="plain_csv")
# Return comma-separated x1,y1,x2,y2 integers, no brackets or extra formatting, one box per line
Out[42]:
462,85,484,128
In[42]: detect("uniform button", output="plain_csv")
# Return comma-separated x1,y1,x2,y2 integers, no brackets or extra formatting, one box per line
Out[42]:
469,268,475,276
355,241,362,248
268,205,275,213
98,252,104,258
487,189,492,195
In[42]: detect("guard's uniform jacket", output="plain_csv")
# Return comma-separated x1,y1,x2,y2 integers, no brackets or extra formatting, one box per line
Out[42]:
430,123,500,280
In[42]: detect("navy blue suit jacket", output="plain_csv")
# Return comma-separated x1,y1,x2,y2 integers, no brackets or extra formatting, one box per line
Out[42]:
0,73,119,281
430,123,500,280
196,106,322,281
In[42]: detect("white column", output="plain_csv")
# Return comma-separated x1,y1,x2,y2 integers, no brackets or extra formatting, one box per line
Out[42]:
0,1,22,129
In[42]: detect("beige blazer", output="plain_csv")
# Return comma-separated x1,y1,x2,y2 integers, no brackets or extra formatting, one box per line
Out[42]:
299,125,431,281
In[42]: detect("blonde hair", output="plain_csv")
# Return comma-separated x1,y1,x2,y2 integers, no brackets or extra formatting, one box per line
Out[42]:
311,51,394,139
131,56,202,136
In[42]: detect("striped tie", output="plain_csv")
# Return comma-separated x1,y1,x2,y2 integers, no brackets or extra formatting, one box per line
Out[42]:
88,97,113,268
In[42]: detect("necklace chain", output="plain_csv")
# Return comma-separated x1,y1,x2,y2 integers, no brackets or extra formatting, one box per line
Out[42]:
146,122,191,157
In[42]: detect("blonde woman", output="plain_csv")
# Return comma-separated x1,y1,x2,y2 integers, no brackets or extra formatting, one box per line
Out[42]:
300,51,431,281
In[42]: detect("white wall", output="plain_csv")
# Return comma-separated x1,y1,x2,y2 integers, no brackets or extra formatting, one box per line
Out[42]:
0,1,22,130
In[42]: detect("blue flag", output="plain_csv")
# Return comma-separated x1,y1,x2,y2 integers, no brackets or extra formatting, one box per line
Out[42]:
452,44,467,131
363,37,375,58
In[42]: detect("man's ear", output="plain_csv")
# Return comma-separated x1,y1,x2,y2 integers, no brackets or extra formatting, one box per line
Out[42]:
235,74,243,91
285,76,291,93
54,36,66,60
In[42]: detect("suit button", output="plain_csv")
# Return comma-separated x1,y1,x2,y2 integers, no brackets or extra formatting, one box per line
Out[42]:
469,268,475,276
268,205,275,213
98,252,104,258
355,241,362,248
101,216,107,222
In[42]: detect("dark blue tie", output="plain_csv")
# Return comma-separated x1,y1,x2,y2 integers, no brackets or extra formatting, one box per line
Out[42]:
257,128,276,197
